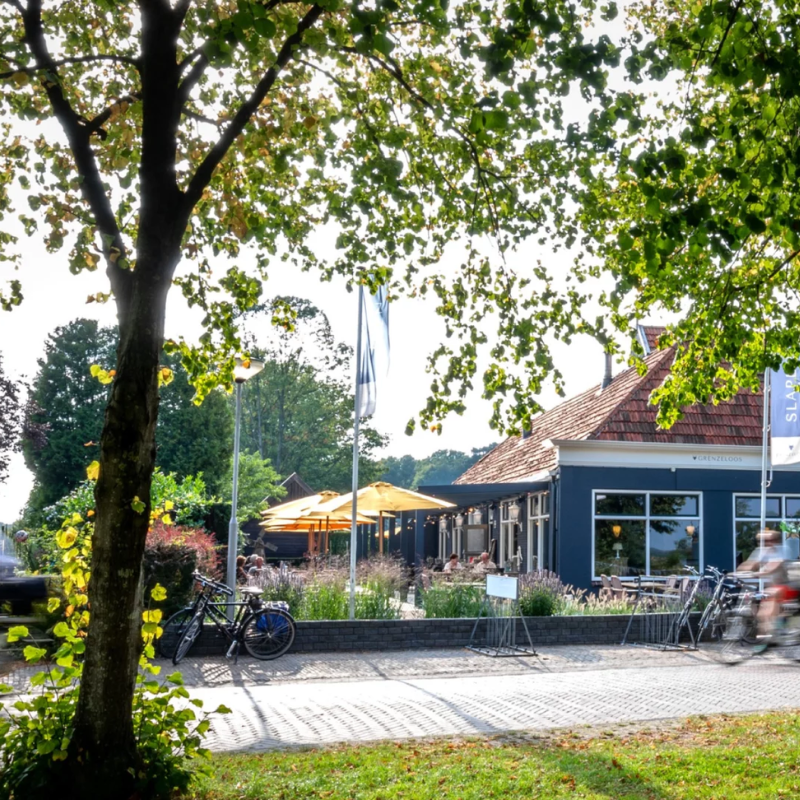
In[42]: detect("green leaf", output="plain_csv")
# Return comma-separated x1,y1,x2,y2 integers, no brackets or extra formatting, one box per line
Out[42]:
214,704,232,714
23,646,47,664
131,495,146,514
743,213,767,234
151,584,168,602
6,625,29,643
253,17,276,37
372,32,394,56
483,110,509,131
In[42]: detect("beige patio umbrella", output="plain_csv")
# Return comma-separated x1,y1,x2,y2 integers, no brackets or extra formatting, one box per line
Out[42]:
316,481,455,554
260,491,341,520
260,494,375,553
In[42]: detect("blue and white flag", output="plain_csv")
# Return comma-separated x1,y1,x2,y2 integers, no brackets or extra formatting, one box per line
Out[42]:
357,286,390,417
771,366,800,465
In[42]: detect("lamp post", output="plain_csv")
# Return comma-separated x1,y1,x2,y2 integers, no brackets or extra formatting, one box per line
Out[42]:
226,357,265,608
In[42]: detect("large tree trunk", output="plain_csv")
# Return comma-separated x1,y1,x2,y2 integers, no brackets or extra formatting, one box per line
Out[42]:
70,4,185,791
70,246,180,794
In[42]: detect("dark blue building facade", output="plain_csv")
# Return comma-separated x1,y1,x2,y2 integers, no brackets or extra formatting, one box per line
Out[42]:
414,441,800,591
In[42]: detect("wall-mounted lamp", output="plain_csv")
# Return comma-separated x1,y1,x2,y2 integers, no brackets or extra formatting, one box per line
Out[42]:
685,524,696,539
455,512,465,528
509,502,521,523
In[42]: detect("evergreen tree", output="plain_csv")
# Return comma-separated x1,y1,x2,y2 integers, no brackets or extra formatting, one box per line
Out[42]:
0,352,21,485
23,319,116,509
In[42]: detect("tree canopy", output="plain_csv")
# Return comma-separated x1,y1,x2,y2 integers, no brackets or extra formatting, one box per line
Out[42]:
22,319,236,517
381,444,495,488
156,351,234,493
575,0,800,424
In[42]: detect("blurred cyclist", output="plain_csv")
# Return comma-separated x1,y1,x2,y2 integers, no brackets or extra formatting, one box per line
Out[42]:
739,529,798,652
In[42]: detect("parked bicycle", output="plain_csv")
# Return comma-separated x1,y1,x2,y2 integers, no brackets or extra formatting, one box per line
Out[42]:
160,571,296,665
696,566,749,643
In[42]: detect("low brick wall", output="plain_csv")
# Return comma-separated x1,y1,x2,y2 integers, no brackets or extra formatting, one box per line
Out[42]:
190,613,700,656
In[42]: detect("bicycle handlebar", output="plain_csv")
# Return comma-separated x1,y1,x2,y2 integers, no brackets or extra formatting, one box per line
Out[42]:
192,571,234,597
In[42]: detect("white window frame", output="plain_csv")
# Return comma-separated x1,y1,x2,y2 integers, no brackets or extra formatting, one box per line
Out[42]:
438,518,448,561
527,492,550,572
732,493,800,565
499,501,520,570
592,489,704,580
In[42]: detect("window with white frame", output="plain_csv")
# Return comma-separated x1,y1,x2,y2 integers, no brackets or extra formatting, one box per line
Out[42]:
733,494,800,566
499,501,521,570
593,491,701,578
527,492,549,572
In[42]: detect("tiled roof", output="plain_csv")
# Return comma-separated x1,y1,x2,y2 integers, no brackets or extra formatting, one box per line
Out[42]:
455,347,763,485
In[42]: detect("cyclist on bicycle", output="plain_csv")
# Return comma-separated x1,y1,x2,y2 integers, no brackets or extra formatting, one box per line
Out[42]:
739,528,798,651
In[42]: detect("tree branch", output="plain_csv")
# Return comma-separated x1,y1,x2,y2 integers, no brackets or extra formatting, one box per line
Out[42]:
0,53,140,79
709,0,744,69
1,0,24,13
84,93,141,137
177,52,208,103
182,4,324,213
183,106,222,128
20,0,131,301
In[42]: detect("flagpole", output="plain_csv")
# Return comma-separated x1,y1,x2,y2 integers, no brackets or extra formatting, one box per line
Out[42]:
349,285,365,620
759,368,771,593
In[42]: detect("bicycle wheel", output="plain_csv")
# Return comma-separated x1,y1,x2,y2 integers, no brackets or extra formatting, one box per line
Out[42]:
159,608,195,658
172,610,204,665
242,608,295,660
710,615,754,666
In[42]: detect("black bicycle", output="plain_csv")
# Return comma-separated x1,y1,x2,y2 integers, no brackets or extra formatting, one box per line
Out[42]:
696,566,750,643
161,571,296,665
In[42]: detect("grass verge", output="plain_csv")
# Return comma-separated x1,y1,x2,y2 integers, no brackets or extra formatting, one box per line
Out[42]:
188,711,800,799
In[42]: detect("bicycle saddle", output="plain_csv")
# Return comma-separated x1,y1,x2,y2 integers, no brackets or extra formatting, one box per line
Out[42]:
240,586,263,595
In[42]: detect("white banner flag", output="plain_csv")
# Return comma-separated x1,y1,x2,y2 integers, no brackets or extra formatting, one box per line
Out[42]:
770,366,800,466
357,286,389,418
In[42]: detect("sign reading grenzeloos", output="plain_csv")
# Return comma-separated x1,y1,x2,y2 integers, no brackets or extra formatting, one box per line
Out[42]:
771,366,800,465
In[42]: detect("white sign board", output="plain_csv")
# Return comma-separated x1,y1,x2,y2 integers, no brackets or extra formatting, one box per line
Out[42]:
486,574,518,600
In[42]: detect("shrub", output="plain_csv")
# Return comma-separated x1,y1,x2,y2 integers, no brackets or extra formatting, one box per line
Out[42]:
299,572,348,620
421,581,484,618
519,588,556,617
518,570,566,617
0,512,226,799
144,523,220,616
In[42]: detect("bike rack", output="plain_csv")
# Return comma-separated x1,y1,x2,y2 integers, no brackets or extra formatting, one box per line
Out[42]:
621,576,698,651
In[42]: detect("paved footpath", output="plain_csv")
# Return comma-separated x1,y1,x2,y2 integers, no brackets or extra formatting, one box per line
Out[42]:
6,645,800,752
173,646,800,752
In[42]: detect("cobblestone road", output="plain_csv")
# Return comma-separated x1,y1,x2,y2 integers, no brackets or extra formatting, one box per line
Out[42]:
170,647,800,752
196,659,800,752
7,645,800,752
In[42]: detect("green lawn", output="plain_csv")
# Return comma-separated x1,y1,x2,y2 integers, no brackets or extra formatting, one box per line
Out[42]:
188,712,800,799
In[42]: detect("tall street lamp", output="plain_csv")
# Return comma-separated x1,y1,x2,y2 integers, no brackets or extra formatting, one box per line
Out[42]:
226,357,265,603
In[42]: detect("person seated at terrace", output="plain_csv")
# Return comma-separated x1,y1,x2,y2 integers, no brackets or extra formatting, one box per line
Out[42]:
472,551,497,575
443,553,463,573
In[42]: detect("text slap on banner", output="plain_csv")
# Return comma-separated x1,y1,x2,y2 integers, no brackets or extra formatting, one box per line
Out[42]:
771,367,800,466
